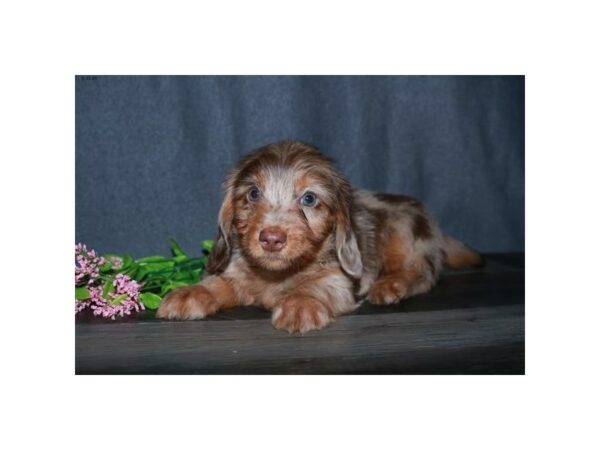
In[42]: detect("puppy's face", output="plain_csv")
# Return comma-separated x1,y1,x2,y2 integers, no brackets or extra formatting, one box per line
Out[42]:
207,141,362,277
233,162,336,271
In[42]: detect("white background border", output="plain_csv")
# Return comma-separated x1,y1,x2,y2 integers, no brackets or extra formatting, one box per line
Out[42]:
1,1,599,449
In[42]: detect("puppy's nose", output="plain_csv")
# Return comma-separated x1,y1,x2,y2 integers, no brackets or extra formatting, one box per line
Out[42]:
259,228,287,252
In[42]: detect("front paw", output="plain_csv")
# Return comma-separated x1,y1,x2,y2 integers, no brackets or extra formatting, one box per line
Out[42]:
271,296,333,334
156,285,219,320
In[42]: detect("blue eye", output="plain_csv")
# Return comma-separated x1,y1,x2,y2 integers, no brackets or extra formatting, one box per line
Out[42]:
300,192,317,207
248,187,261,202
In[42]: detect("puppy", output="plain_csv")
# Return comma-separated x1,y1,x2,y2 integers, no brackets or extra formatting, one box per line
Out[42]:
157,141,483,333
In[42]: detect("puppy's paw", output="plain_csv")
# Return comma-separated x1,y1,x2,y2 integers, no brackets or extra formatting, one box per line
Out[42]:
368,275,409,305
156,285,219,320
271,296,333,334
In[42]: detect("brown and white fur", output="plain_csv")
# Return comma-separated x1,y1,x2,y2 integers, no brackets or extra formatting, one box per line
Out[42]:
157,141,483,333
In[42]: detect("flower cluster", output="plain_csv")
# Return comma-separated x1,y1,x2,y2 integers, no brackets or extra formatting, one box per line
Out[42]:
75,296,88,314
87,275,144,320
75,243,106,286
75,243,144,320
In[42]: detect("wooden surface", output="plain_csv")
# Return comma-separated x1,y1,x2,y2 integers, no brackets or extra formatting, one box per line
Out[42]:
76,254,525,374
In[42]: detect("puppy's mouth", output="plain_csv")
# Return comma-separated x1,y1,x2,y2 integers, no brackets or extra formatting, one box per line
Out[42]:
258,248,289,265
253,243,296,271
244,229,312,272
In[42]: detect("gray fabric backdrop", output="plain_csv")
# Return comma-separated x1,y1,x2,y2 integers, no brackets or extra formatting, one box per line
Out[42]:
75,75,524,257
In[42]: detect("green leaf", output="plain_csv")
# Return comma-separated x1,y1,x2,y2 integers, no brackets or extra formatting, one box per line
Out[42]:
192,268,203,280
202,240,214,253
120,255,133,271
135,266,151,281
159,286,170,297
75,286,91,300
136,262,178,281
136,255,167,264
159,281,188,297
147,261,175,270
111,293,128,306
122,261,139,277
99,261,113,273
175,258,205,271
172,270,196,282
169,238,187,257
173,254,188,263
140,275,169,291
140,292,162,310
102,280,115,300
140,286,162,295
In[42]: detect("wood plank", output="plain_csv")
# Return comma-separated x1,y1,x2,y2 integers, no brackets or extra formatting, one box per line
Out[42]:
76,304,524,375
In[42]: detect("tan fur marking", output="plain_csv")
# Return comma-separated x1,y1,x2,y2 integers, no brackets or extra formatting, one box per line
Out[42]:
382,233,407,274
369,231,431,304
294,172,313,193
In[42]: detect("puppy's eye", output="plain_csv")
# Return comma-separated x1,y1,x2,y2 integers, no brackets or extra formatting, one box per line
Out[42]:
300,192,317,207
247,187,261,202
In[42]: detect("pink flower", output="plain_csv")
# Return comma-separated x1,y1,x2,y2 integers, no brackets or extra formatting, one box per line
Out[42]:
81,275,144,320
107,255,123,269
75,243,144,320
75,243,106,286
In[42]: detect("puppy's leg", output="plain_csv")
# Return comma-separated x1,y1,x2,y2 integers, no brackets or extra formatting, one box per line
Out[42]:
271,269,357,334
368,272,434,305
368,231,439,305
156,275,239,320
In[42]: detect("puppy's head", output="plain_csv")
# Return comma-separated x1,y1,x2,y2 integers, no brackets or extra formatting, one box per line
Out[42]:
207,141,362,278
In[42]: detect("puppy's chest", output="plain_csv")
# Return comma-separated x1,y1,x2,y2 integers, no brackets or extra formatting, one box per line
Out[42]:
234,274,295,308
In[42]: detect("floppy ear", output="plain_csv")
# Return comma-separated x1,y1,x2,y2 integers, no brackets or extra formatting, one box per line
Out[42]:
206,186,235,275
335,203,363,279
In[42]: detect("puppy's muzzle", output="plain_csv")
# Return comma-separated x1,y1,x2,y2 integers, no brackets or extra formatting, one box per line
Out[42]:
259,228,287,252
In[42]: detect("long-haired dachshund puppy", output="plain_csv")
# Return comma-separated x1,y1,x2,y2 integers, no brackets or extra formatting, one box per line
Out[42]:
157,141,483,333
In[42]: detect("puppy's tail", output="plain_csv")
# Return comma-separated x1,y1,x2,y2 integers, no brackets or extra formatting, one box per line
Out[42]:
442,236,485,269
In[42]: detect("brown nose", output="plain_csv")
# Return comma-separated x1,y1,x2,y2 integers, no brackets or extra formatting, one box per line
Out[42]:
259,228,287,252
